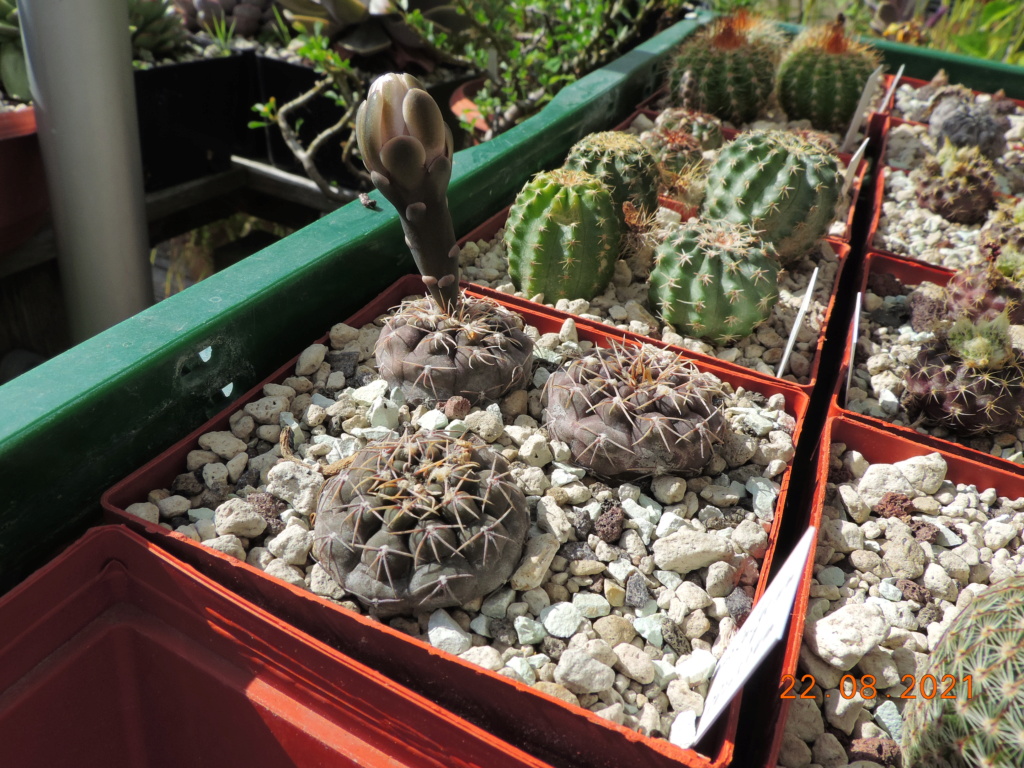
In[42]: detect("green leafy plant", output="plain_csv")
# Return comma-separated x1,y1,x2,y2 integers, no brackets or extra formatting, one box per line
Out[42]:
928,0,1024,65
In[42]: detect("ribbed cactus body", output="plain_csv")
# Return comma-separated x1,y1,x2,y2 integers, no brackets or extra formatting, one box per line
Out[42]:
902,573,1024,768
504,169,623,303
563,131,661,216
701,130,843,264
667,16,777,125
638,129,704,176
980,197,1024,260
654,108,725,150
776,19,881,133
913,141,997,225
649,220,780,343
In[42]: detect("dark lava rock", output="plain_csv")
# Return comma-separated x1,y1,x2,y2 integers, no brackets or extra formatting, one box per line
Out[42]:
245,491,287,535
559,541,597,561
443,396,472,420
540,635,566,661
725,587,754,625
916,602,944,625
867,272,905,298
594,505,625,543
565,506,593,539
661,621,691,656
326,349,359,378
873,492,914,519
171,470,204,496
909,518,940,544
895,578,930,605
489,618,518,646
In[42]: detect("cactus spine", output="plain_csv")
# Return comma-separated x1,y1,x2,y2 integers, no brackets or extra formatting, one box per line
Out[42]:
649,220,780,343
563,131,661,217
701,130,843,264
653,108,725,150
913,140,997,225
504,168,623,302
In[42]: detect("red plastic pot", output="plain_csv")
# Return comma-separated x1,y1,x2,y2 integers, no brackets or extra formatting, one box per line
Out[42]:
0,525,552,768
877,73,1024,119
0,107,50,256
102,273,811,768
449,76,490,143
760,410,1024,768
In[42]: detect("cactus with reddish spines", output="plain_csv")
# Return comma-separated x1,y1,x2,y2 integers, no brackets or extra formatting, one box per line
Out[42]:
913,141,997,225
901,314,1024,436
901,573,1024,768
666,14,778,125
700,130,843,264
980,197,1024,261
653,108,724,150
311,431,529,616
776,16,882,134
638,128,705,177
649,219,780,343
944,264,1024,325
563,131,662,217
543,344,729,480
503,168,623,303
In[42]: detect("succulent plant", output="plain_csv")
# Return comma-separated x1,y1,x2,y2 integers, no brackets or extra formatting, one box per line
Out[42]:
311,430,530,615
638,128,704,177
913,140,998,225
666,14,778,125
653,108,724,151
129,0,191,59
901,573,1024,768
543,344,729,480
979,197,1024,261
649,219,780,343
944,264,1024,325
0,0,27,101
175,0,271,38
928,99,1010,160
563,131,662,217
776,16,882,134
503,168,623,303
902,314,1024,436
701,130,843,264
357,73,533,405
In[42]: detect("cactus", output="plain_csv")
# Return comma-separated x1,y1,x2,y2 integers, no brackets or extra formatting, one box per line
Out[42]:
944,264,1024,325
503,168,623,303
701,130,843,264
666,14,778,125
311,430,530,616
357,74,534,405
913,140,997,225
129,0,191,59
563,131,661,217
638,128,704,178
776,17,882,134
980,198,1024,261
174,0,269,38
653,108,725,150
901,573,1024,768
543,344,729,480
649,219,780,343
902,314,1024,436
928,100,1010,160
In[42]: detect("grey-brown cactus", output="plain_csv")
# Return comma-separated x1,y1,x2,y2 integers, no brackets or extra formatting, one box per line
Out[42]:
311,430,529,615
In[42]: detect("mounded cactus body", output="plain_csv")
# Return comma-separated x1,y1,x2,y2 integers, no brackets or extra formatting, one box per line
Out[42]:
666,14,778,125
944,264,1024,325
312,431,529,616
902,315,1024,436
901,573,1024,768
543,344,729,480
776,17,881,133
653,108,725,150
913,141,997,225
563,131,661,217
649,220,780,343
375,295,533,407
503,168,623,303
928,100,1010,160
638,129,704,177
980,197,1024,261
701,130,843,264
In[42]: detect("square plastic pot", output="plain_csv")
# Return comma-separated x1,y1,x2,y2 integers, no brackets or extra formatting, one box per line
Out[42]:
876,73,1024,120
759,410,1024,768
0,525,553,768
102,273,811,768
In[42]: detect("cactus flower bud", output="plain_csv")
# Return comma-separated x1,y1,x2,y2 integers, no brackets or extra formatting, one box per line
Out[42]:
356,73,460,313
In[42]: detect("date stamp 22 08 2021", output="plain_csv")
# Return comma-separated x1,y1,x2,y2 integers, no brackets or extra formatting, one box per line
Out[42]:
780,673,974,701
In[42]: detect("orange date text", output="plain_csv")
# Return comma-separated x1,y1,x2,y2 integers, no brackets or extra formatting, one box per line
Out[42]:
780,674,973,700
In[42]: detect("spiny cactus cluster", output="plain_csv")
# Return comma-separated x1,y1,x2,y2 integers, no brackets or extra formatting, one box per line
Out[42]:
563,131,662,217
701,129,843,264
902,314,1024,436
653,108,725,151
503,168,623,303
928,99,1010,161
649,219,780,343
901,573,1024,768
980,198,1024,261
376,295,534,407
637,128,704,177
311,431,530,615
944,264,1024,325
913,140,998,225
543,344,729,480
776,16,881,133
666,13,779,125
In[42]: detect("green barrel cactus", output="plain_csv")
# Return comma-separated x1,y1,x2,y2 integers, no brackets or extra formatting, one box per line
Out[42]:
563,131,661,217
638,128,704,176
654,108,725,150
504,168,623,303
666,14,779,125
701,130,843,264
776,17,882,133
649,219,780,343
902,573,1024,768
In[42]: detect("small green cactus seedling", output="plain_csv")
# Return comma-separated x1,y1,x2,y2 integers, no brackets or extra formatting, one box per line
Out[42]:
902,313,1024,436
912,140,997,225
654,108,725,151
503,168,623,303
701,130,843,264
901,573,1024,768
666,14,779,125
649,219,780,343
563,131,661,217
776,16,882,134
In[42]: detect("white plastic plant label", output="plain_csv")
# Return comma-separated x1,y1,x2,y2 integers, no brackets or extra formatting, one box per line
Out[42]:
840,65,884,153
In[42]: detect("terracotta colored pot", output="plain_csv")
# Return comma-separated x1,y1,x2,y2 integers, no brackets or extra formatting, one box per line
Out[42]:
0,107,49,256
448,76,490,140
